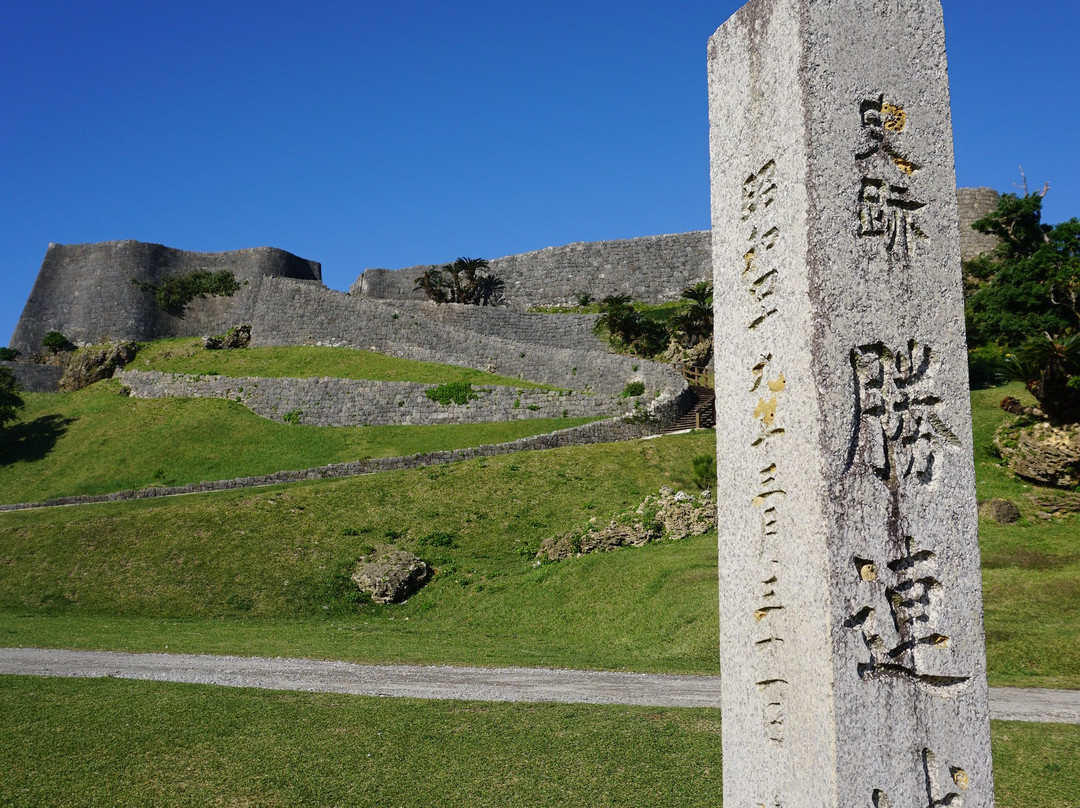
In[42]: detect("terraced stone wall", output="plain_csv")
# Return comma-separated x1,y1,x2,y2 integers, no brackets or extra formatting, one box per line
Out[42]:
117,370,644,426
249,277,684,405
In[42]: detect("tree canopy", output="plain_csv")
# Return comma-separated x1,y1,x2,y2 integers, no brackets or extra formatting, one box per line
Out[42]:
964,192,1080,348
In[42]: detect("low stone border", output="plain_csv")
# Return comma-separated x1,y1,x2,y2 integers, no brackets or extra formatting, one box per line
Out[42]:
0,417,664,512
116,369,636,426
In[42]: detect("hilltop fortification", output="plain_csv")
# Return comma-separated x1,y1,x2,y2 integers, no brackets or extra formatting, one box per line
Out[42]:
9,188,997,358
10,240,320,356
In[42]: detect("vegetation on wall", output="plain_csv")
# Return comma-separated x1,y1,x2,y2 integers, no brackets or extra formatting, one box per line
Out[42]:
589,283,714,366
0,347,19,361
425,381,480,406
134,269,241,316
414,257,504,305
42,331,74,354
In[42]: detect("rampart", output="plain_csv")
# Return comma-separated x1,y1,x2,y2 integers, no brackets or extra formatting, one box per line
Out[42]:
354,188,1000,307
249,277,684,406
353,231,713,307
957,187,1001,262
0,361,63,394
117,370,638,426
10,240,321,356
11,188,997,359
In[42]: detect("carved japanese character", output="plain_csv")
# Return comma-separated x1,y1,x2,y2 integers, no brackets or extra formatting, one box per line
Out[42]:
859,179,927,254
845,537,968,687
873,748,969,808
847,341,958,483
742,160,777,221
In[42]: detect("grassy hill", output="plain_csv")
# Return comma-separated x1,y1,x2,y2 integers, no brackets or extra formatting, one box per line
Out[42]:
0,337,605,504
1,368,1078,805
0,382,1077,687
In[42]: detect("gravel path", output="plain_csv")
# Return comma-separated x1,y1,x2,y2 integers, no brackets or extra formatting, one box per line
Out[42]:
2,647,1078,724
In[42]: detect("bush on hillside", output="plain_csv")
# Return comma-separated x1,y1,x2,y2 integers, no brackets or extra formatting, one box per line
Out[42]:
42,331,74,354
0,367,24,429
1001,333,1080,424
692,453,716,490
0,347,19,362
968,344,1009,390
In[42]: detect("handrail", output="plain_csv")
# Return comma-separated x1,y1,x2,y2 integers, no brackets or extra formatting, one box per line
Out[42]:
673,362,714,388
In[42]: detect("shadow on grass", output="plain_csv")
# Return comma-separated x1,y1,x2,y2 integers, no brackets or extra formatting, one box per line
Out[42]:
0,414,75,465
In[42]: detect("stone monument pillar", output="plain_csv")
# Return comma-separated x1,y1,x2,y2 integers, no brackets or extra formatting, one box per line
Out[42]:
708,1,995,806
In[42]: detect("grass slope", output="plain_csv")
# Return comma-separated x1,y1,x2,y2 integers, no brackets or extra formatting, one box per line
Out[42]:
1,677,1076,808
0,381,597,504
134,338,553,388
0,432,719,674
1,384,1078,686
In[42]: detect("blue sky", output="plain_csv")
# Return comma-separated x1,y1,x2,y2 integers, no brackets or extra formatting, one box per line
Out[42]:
3,0,1078,345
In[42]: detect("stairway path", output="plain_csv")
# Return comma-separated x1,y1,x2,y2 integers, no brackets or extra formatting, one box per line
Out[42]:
2,647,1077,724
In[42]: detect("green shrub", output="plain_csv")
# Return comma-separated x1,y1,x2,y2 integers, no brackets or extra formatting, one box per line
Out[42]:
691,454,716,490
0,367,24,428
0,347,19,362
42,331,74,354
621,381,646,398
282,410,303,425
134,270,241,316
968,344,1009,389
425,382,479,406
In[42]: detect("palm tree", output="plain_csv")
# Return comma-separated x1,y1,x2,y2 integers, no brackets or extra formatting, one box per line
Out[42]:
595,295,638,345
675,282,713,346
414,267,448,303
444,257,490,304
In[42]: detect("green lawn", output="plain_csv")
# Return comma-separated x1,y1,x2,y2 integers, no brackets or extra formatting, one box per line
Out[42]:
0,381,598,504
1,399,1078,687
0,433,720,674
133,338,553,388
0,677,1076,808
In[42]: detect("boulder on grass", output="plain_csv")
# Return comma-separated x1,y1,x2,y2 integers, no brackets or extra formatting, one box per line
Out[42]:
59,341,137,391
995,420,1080,489
978,498,1020,525
536,487,717,562
351,550,431,604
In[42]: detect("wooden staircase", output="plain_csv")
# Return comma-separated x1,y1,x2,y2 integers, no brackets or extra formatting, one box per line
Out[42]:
663,384,716,433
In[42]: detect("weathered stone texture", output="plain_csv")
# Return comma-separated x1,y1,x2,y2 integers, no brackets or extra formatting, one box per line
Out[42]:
117,370,641,426
709,1,994,807
353,232,714,307
11,240,321,356
249,276,685,406
0,361,63,393
957,187,1001,261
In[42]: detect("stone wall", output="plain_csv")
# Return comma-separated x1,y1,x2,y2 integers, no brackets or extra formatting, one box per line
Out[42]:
249,277,685,407
0,416,663,512
117,370,640,426
0,361,63,394
11,240,321,356
956,187,1001,262
354,190,998,307
353,231,713,307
